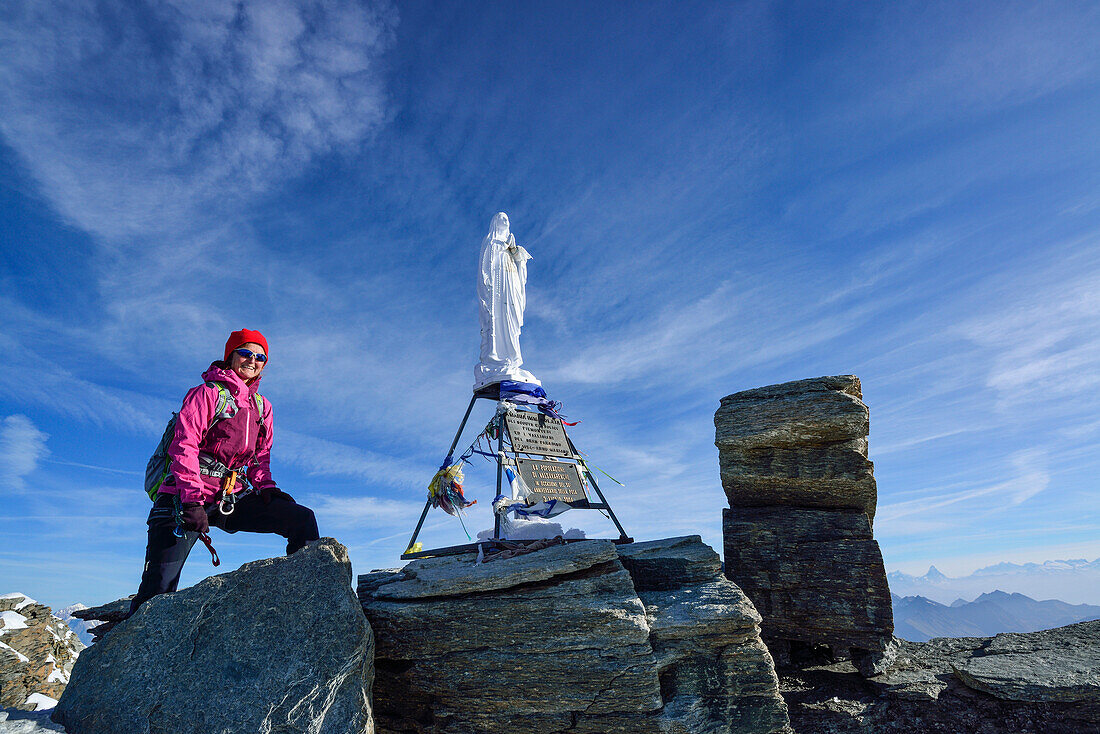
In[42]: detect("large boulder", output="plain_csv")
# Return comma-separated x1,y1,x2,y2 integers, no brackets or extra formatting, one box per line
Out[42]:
359,536,790,734
53,538,374,734
716,376,893,657
0,594,83,711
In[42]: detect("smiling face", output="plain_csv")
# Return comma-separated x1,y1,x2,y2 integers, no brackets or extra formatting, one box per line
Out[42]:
229,341,266,383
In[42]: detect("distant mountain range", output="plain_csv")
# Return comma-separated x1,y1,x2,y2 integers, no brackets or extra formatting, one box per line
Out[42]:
55,603,99,646
887,558,1100,606
892,590,1100,642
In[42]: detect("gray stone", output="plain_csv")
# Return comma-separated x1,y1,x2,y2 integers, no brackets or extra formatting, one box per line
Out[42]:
723,506,893,652
952,620,1100,702
364,555,661,733
853,635,902,677
616,535,723,590
714,376,867,452
718,441,877,519
715,377,877,520
53,538,374,734
638,581,789,734
360,537,790,734
68,597,132,625
370,539,618,599
783,623,1100,732
869,667,949,701
0,708,66,733
66,596,134,643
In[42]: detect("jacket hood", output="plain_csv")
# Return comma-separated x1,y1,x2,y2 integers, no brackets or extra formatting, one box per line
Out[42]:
202,363,262,398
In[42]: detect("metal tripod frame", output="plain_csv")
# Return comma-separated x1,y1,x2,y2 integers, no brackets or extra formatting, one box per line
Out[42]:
401,384,632,560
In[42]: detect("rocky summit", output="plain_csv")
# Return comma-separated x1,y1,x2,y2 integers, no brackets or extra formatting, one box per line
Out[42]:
716,376,893,657
0,594,84,712
52,538,374,734
8,375,1100,734
358,535,791,734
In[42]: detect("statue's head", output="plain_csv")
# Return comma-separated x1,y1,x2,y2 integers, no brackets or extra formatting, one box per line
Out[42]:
489,212,510,242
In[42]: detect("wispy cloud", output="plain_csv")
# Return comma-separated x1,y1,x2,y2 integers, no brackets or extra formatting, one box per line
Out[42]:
878,449,1051,529
278,430,423,487
0,0,400,378
806,3,1100,144
0,332,169,435
0,0,396,240
304,493,425,530
0,415,49,491
954,249,1100,411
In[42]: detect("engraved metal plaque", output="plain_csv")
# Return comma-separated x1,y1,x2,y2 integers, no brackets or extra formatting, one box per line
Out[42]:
516,459,587,503
504,410,574,458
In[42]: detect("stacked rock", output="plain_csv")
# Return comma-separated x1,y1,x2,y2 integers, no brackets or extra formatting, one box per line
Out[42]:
359,536,791,734
715,375,893,657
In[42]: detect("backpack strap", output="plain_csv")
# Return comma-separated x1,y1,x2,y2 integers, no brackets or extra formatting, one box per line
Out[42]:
205,381,237,421
253,393,267,452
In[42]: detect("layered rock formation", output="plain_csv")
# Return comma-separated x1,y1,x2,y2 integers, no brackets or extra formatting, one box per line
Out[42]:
359,536,791,734
780,620,1100,733
716,376,893,655
0,594,83,711
53,539,374,734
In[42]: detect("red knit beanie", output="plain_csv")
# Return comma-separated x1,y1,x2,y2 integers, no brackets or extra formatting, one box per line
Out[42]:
224,329,269,363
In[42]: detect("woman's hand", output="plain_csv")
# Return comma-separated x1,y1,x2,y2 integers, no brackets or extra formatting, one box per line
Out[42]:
180,503,209,533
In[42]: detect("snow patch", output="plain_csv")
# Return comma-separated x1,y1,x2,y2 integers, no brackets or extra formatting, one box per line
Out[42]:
0,610,29,631
24,693,59,711
0,592,36,611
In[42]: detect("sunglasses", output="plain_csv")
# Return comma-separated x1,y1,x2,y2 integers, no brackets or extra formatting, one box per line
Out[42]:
233,348,267,363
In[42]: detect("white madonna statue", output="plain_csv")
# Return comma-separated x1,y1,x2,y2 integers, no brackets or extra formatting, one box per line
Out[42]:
474,212,540,390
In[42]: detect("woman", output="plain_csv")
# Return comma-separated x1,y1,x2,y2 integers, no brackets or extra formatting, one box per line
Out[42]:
127,329,319,616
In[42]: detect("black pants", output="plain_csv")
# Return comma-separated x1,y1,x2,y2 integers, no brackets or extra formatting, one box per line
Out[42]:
127,492,319,617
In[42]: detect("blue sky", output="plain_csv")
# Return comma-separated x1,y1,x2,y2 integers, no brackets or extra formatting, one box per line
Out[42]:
2,0,1099,609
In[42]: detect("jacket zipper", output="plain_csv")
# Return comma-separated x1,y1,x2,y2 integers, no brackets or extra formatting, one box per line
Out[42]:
244,396,251,458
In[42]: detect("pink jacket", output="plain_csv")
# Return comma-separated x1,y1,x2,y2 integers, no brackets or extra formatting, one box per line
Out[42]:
164,364,276,505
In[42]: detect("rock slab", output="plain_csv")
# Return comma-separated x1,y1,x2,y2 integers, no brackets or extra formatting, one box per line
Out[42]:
950,620,1100,703
0,594,83,711
716,376,893,656
53,538,374,734
67,597,134,644
780,620,1100,733
359,536,790,734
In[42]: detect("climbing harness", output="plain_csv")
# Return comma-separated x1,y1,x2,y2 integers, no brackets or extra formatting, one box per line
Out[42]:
195,453,254,516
